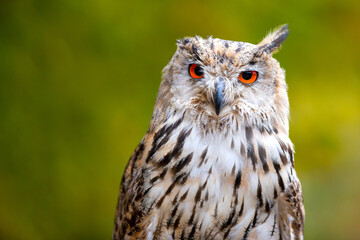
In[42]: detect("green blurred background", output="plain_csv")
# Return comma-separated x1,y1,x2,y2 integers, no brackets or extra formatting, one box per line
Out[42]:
0,0,359,239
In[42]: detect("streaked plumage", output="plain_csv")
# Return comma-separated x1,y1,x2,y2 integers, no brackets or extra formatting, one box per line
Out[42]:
114,25,304,240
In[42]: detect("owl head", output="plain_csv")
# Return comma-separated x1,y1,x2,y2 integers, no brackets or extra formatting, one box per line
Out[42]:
153,25,290,134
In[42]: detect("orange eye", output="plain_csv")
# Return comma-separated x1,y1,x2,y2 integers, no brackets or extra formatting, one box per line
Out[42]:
238,71,258,84
189,64,204,79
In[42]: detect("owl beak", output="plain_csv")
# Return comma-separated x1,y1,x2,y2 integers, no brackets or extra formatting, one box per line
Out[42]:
213,77,225,115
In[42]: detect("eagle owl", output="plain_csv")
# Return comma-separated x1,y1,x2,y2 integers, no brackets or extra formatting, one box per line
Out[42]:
113,25,305,240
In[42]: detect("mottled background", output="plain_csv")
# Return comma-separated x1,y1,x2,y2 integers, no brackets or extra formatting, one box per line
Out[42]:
0,0,359,239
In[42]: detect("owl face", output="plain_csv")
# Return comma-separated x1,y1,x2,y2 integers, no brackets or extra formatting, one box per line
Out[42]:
160,25,290,132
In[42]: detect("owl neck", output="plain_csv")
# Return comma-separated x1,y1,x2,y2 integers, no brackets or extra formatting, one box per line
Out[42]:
150,105,289,139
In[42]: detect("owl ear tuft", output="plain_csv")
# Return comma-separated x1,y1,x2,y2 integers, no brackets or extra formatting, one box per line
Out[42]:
176,38,191,49
258,24,289,54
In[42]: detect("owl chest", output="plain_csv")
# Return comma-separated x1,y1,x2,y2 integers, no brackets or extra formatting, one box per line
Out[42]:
142,125,290,238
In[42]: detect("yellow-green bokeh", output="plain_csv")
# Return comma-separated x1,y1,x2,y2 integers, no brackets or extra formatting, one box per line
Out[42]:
0,0,359,239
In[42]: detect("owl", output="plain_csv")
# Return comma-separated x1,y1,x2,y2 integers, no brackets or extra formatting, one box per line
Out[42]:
113,25,304,240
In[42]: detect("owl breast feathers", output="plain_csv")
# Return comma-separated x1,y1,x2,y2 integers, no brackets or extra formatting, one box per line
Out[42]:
113,24,305,240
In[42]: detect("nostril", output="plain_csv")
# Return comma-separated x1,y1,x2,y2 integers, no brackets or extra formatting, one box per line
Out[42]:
216,77,225,91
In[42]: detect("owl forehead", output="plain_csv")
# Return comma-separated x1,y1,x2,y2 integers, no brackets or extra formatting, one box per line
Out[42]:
177,36,258,68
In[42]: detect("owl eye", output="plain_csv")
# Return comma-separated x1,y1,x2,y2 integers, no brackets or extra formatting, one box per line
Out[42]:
238,71,258,84
189,64,204,79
